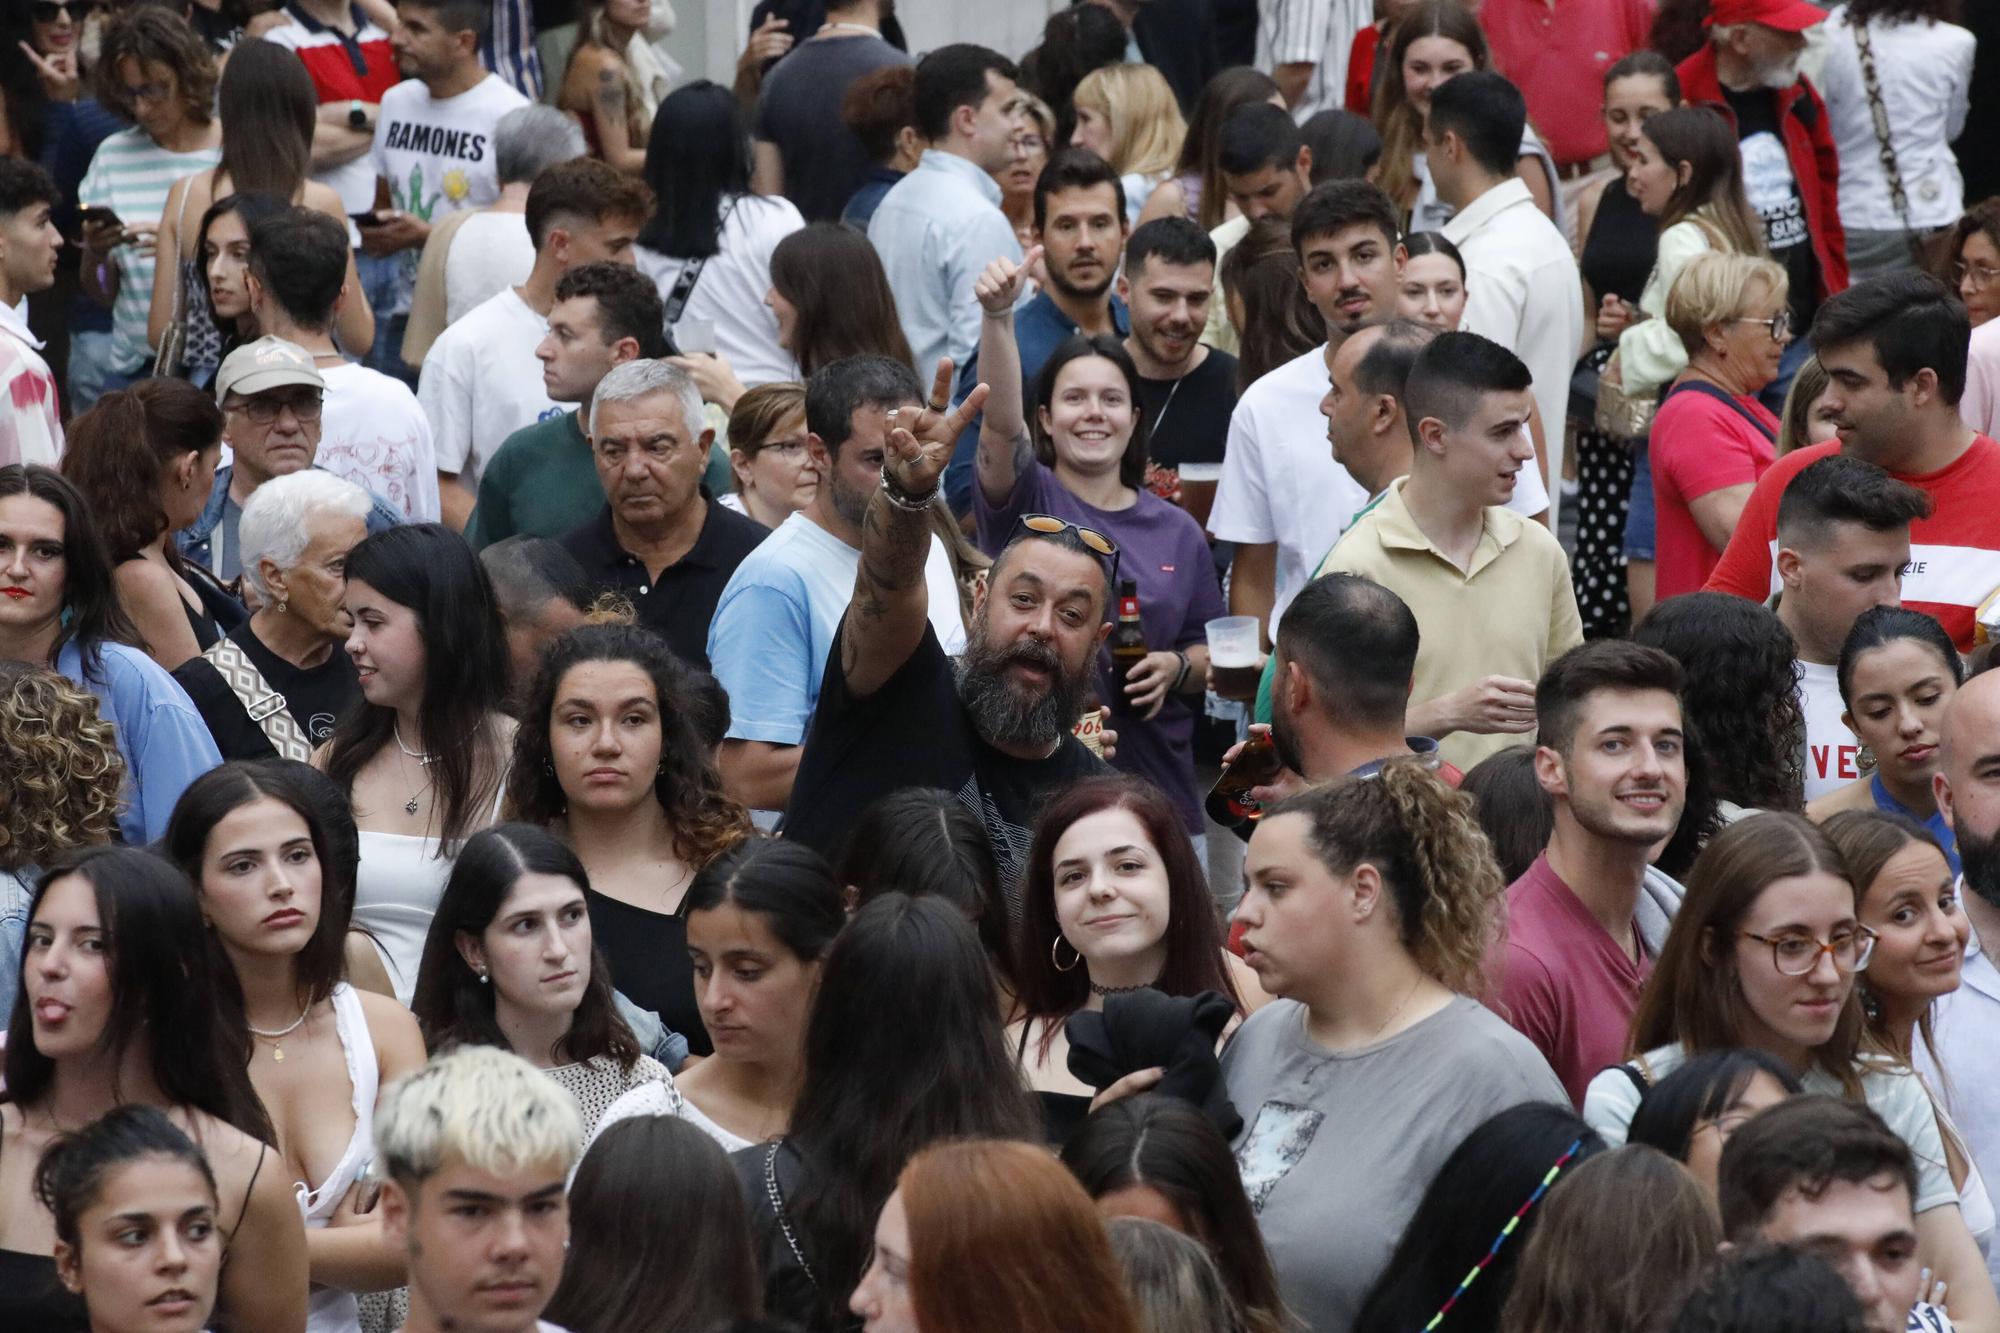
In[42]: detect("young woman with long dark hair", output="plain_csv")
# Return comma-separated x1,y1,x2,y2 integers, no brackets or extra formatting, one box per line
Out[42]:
0,464,221,845
740,894,1040,1330
636,80,804,388
1626,1048,1803,1201
508,623,753,1057
164,762,425,1332
194,190,291,361
1011,776,1262,1141
317,525,514,1004
0,846,307,1331
411,822,670,1135
1581,813,2000,1330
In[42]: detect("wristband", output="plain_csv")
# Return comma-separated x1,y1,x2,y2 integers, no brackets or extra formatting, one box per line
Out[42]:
879,465,939,513
1171,650,1191,693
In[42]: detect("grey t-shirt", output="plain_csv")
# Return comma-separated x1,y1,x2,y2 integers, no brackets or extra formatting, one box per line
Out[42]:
752,33,910,223
1222,995,1568,1333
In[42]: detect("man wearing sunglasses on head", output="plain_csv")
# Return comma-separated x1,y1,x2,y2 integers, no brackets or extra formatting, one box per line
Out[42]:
781,357,1115,917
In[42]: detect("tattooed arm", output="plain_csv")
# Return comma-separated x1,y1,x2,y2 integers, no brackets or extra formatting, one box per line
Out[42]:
973,245,1043,507
842,360,991,697
575,51,647,175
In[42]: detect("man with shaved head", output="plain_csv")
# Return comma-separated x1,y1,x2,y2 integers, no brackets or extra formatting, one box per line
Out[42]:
1922,667,2000,1290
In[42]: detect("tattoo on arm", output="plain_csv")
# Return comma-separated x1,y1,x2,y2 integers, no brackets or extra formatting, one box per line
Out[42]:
596,66,627,114
841,490,935,675
1008,426,1033,477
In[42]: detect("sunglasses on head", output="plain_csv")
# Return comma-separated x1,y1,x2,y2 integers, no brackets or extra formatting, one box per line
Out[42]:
1015,514,1120,585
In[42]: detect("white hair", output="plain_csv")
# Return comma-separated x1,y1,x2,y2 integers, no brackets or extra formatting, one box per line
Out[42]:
375,1045,583,1186
237,469,375,602
588,358,705,443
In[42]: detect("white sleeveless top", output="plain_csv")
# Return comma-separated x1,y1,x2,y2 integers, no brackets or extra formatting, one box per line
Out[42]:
298,983,379,1333
353,831,453,1007
585,1078,756,1156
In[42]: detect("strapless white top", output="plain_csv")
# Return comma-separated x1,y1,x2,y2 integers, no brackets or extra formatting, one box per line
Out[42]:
353,831,453,1006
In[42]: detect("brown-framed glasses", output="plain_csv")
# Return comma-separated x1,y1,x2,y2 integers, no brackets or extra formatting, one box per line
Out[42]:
1738,925,1876,976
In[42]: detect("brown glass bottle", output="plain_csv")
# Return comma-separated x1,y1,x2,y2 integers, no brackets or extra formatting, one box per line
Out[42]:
1205,732,1284,834
1108,579,1147,709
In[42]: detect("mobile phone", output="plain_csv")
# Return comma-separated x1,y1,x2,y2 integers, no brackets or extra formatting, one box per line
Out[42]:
78,204,123,231
349,211,386,227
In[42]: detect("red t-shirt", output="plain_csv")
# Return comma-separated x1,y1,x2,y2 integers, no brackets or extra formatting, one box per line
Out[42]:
1650,387,1777,602
1705,436,2000,651
1479,0,1656,166
1488,853,1652,1109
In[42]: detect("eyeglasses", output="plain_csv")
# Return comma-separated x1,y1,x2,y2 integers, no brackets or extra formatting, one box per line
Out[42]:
753,436,810,460
1739,925,1877,976
31,1,108,21
1733,309,1794,342
1008,132,1050,157
1955,261,2000,292
226,391,324,425
1016,513,1121,584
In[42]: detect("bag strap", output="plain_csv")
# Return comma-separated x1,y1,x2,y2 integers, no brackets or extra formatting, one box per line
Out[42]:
202,637,316,762
1850,18,1924,262
762,1141,819,1294
661,195,741,326
1665,379,1778,444
1613,1061,1650,1097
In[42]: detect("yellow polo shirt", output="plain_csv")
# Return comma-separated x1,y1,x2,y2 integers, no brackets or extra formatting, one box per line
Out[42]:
1314,478,1583,770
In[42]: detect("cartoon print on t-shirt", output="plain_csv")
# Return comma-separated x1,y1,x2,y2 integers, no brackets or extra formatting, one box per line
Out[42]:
1236,1102,1324,1211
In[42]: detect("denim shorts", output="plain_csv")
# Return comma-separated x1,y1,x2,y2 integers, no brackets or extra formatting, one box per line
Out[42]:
1623,443,1656,560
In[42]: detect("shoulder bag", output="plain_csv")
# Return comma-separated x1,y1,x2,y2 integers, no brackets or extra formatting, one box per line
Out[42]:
202,637,315,762
1850,18,1953,271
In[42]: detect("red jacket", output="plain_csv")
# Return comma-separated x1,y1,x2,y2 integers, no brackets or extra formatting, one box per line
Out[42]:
1676,46,1849,301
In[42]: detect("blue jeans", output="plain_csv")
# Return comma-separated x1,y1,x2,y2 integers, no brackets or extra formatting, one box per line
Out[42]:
1623,444,1657,561
356,250,417,388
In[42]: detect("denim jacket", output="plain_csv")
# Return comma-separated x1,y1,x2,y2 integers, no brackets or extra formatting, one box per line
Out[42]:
176,465,403,572
1,867,33,1019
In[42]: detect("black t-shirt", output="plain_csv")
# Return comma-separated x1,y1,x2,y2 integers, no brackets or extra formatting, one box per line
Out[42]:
559,496,768,671
585,887,710,1057
1721,83,1819,330
172,622,361,762
781,621,1106,919
752,33,910,223
1136,347,1238,473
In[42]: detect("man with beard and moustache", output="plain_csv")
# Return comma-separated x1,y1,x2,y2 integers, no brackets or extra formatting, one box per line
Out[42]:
1921,666,2000,1290
1120,217,1239,528
944,149,1129,514
707,355,972,818
1493,640,1689,1106
780,360,1113,913
1677,0,1845,412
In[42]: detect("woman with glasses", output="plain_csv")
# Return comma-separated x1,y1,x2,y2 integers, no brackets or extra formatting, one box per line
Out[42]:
720,383,815,529
1582,813,2000,1330
1947,200,2000,327
1807,608,1965,873
1606,105,1767,622
999,93,1055,254
1644,251,1790,603
970,249,1224,854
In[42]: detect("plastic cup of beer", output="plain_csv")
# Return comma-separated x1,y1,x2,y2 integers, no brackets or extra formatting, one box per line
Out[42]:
1206,616,1261,702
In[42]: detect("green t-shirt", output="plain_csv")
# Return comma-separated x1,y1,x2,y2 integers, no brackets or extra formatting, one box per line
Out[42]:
468,408,738,548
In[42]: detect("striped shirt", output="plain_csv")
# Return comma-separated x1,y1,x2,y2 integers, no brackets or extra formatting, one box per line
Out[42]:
480,0,543,99
1256,0,1372,121
1705,437,2000,651
77,129,221,375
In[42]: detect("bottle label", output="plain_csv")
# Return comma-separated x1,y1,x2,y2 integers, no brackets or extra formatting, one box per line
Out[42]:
1119,597,1140,619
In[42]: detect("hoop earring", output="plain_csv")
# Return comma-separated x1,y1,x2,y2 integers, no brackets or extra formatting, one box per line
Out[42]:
1052,935,1081,972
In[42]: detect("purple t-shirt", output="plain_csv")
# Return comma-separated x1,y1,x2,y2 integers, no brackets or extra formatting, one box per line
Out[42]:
976,463,1226,832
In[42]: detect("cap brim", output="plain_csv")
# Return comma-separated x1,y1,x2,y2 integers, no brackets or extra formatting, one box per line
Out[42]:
1759,0,1827,30
218,366,326,400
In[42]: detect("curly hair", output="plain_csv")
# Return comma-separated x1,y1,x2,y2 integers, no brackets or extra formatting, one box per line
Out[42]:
95,6,218,130
1268,759,1504,996
1634,593,1805,813
0,662,125,873
506,623,751,868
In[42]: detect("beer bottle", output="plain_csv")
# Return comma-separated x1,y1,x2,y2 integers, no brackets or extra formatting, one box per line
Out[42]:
1205,732,1284,836
1108,579,1147,708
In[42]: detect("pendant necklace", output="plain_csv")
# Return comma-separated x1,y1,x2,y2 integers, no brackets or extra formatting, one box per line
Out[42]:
394,721,436,815
249,1005,311,1062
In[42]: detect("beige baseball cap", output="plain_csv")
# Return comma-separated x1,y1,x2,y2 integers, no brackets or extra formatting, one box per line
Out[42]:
214,336,326,403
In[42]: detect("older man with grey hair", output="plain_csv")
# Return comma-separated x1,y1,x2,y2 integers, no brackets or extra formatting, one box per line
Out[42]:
172,468,375,760
558,360,767,669
402,105,589,366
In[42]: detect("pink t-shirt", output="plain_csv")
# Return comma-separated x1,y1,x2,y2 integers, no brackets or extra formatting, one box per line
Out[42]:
1491,853,1652,1108
1650,385,1777,601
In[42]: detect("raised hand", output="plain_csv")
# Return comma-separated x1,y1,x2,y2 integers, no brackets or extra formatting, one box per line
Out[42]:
974,245,1042,315
743,13,792,65
883,357,989,496
18,42,79,102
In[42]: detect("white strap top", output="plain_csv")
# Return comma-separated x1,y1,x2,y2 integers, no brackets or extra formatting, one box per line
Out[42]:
295,983,378,1333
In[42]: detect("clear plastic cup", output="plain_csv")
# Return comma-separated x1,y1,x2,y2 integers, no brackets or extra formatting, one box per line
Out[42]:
1206,615,1262,702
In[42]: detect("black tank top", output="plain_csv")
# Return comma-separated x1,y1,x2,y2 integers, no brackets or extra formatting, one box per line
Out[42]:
1580,175,1658,308
0,1246,89,1329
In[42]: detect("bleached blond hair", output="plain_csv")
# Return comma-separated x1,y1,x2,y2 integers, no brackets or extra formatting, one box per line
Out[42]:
375,1046,583,1186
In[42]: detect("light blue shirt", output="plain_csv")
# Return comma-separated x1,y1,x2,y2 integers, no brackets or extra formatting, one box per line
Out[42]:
867,148,1023,378
0,868,30,1021
707,511,968,749
56,640,223,845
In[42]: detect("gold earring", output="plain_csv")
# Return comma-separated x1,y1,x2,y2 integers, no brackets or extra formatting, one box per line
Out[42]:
1051,935,1081,972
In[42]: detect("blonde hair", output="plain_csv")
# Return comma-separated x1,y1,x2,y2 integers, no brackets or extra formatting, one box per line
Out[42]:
1072,63,1187,182
1268,759,1505,996
1006,90,1056,146
1665,250,1790,358
375,1046,584,1186
0,663,124,874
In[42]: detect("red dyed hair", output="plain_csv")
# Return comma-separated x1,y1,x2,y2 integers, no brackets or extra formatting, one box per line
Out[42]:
903,1139,1142,1333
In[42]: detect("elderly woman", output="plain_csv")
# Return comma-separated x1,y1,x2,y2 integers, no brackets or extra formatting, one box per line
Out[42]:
172,469,373,761
720,382,814,529
1646,251,1790,602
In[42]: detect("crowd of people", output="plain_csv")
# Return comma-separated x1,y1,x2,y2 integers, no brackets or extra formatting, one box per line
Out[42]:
3,0,2000,1330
